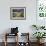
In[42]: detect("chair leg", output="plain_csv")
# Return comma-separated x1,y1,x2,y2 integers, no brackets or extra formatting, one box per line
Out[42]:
4,33,7,46
4,41,7,46
16,34,18,46
17,35,18,46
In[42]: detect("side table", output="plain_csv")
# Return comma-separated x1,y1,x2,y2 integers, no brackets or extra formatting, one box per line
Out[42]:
4,33,18,46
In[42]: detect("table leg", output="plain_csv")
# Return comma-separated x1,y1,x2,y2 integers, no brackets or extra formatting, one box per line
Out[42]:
4,34,7,46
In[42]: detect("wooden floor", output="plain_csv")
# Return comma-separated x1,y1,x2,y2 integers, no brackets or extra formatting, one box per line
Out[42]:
0,42,46,46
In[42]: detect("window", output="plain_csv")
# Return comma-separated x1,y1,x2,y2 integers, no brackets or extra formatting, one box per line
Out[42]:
37,0,46,18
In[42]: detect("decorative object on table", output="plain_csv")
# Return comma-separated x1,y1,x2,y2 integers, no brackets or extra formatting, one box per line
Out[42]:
9,27,19,36
11,27,18,34
10,7,26,20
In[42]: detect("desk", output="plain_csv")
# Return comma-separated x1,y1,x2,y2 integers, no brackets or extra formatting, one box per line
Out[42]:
4,33,18,46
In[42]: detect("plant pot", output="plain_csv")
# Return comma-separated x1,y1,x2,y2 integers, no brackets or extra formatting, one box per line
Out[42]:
37,39,44,44
37,39,40,43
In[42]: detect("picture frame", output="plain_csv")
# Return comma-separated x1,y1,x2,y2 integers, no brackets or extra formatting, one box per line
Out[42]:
10,7,26,20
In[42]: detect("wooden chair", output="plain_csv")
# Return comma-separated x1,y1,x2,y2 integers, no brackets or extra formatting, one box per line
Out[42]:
20,33,30,46
4,33,18,46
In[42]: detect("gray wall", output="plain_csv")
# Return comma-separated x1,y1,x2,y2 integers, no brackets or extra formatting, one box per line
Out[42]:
0,0,37,42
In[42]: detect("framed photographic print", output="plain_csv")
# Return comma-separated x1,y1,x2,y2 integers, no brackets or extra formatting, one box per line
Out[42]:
10,7,26,20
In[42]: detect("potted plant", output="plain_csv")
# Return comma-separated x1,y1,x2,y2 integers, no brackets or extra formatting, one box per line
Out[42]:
33,32,46,43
